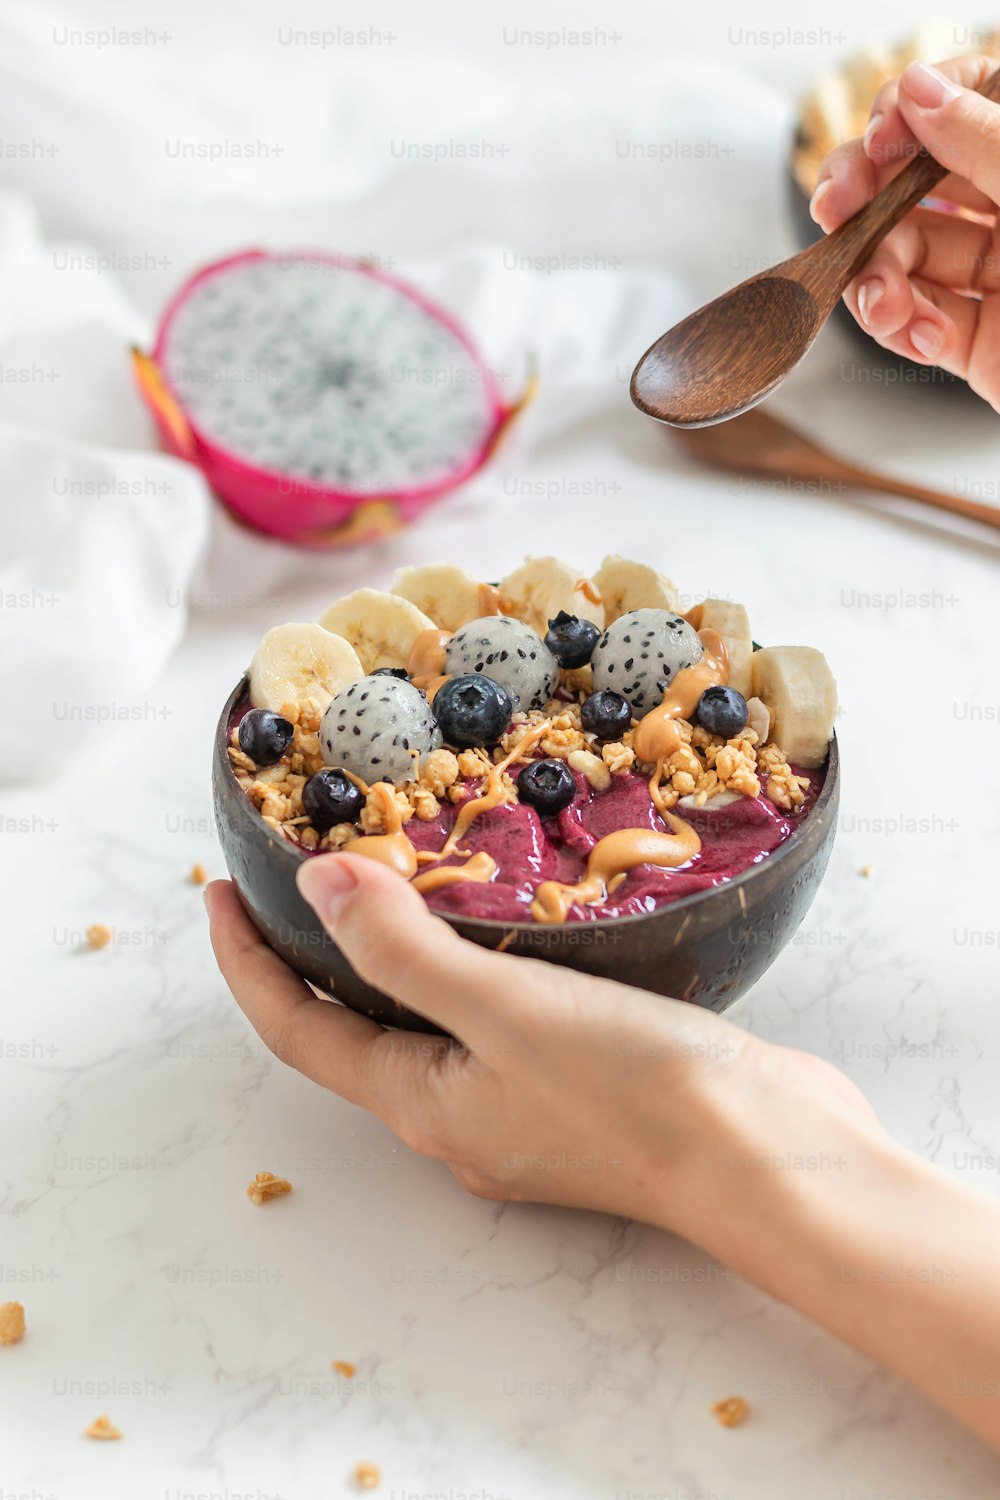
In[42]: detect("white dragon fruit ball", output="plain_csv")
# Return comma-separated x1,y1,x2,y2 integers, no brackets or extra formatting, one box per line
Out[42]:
320,675,442,786
590,609,703,714
444,616,559,711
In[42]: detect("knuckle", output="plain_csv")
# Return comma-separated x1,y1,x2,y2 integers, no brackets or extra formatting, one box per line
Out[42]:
258,1013,300,1069
943,96,1000,184
449,1163,506,1201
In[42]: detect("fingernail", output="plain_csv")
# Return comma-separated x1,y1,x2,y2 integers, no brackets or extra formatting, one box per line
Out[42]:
857,277,884,327
862,112,883,155
297,856,358,924
809,176,831,221
910,319,943,358
901,62,961,109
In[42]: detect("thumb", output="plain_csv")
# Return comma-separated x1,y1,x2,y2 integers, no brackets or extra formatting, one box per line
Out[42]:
897,58,1000,203
296,852,519,1037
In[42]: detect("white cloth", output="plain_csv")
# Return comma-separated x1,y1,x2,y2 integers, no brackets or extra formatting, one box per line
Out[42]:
0,0,996,780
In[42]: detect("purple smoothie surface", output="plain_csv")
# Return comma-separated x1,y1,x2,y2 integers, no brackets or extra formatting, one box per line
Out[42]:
405,763,823,922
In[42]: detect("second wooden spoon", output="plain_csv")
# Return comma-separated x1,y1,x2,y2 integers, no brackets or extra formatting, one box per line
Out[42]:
670,406,1000,531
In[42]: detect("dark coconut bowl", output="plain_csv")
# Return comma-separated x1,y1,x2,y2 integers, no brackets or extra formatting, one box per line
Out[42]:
214,678,839,1035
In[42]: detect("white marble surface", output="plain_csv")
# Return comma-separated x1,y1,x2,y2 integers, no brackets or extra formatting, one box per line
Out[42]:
4,2,1000,1495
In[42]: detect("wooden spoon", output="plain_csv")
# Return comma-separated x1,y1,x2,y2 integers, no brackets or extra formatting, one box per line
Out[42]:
670,406,1000,531
630,68,1000,428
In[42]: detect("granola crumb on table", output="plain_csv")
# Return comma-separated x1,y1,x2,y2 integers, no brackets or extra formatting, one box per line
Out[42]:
85,924,112,951
190,863,209,886
246,1171,293,1206
0,1301,25,1345
84,1413,122,1440
710,1395,750,1428
332,1359,357,1378
353,1460,381,1490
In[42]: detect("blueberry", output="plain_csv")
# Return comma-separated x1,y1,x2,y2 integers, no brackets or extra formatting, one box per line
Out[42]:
302,768,363,832
433,673,513,748
518,758,576,816
695,685,748,739
580,689,632,740
372,666,409,680
544,611,600,669
238,708,294,766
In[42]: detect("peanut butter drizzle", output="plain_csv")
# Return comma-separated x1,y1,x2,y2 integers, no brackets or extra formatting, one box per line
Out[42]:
417,719,554,866
529,629,732,923
344,782,418,878
411,850,497,894
631,628,730,767
407,628,450,681
575,577,602,607
477,583,501,616
531,818,701,924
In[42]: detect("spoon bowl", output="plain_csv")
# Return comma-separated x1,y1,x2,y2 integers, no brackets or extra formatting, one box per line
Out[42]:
630,276,820,428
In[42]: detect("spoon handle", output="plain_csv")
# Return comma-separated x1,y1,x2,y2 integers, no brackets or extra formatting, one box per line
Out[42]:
808,66,1000,294
832,460,1000,531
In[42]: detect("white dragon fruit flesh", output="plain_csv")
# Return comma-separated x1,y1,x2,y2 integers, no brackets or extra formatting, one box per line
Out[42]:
320,675,442,785
444,616,559,711
590,608,703,713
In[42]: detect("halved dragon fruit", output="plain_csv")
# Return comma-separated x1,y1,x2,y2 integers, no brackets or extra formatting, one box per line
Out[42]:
132,250,529,548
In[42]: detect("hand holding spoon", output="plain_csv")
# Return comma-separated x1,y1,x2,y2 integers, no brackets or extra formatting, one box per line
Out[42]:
630,67,1000,428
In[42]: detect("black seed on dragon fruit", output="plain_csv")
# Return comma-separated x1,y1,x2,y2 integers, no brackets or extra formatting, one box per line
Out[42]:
444,616,559,711
590,609,703,714
320,676,442,786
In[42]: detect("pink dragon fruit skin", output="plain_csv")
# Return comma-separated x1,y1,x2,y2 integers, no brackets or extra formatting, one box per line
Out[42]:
133,249,529,549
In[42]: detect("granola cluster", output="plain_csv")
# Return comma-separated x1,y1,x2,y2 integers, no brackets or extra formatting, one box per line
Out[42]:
710,1395,750,1429
230,690,809,849
496,700,808,813
0,1301,25,1346
246,1171,293,1205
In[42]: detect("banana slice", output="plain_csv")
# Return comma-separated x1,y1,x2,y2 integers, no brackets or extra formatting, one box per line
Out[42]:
249,623,363,714
695,599,753,698
318,589,436,672
592,555,679,625
498,556,603,637
750,647,837,769
746,695,770,745
391,563,484,632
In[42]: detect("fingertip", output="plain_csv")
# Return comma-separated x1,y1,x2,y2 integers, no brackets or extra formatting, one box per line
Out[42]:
909,316,949,361
808,175,832,224
899,60,962,111
862,112,883,158
809,156,871,232
203,878,232,917
851,260,914,337
856,276,884,328
296,850,360,926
